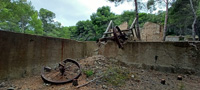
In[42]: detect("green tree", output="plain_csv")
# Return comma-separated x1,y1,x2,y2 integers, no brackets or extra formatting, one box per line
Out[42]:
39,8,56,36
120,11,135,26
168,0,200,40
90,6,115,38
28,11,43,35
73,20,96,41
108,0,141,40
14,0,35,33
59,26,71,39
0,0,35,33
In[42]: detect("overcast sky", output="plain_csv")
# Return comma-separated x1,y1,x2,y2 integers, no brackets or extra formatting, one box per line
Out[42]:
27,0,142,26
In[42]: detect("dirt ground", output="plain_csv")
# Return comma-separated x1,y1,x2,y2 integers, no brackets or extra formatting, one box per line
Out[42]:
1,55,200,90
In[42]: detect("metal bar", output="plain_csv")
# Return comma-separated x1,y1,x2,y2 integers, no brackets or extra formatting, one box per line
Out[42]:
102,20,113,38
116,26,123,36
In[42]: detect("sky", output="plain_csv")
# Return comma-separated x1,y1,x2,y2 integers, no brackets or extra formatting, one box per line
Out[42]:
27,0,150,27
27,0,134,26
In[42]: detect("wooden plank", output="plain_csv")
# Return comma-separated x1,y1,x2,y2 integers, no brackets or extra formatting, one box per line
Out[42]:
102,20,113,38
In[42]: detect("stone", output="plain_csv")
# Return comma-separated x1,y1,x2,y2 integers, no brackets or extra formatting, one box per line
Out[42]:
102,85,108,89
122,67,126,69
141,22,163,41
0,82,5,87
141,70,145,73
96,66,99,69
44,83,50,86
44,66,51,72
131,75,135,78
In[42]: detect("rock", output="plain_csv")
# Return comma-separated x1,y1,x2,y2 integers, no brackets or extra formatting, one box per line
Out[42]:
102,85,108,89
98,62,101,65
44,66,51,72
105,64,109,67
96,66,99,69
131,75,135,78
0,82,5,87
141,70,144,73
44,83,50,86
7,87,15,90
95,80,101,85
122,67,126,69
183,75,188,78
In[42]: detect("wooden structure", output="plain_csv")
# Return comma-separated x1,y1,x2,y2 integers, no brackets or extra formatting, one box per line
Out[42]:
98,18,139,49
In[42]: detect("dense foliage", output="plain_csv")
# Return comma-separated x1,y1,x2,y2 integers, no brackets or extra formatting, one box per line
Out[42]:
0,0,200,41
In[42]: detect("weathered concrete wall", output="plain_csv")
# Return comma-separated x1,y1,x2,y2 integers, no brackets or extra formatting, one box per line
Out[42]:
99,41,200,75
0,31,96,80
0,30,200,80
166,36,180,41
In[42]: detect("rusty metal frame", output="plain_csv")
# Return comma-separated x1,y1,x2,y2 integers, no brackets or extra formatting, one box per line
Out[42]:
41,59,81,84
98,19,138,49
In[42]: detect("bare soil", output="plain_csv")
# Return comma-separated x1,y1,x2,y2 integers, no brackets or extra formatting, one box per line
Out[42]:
1,55,200,90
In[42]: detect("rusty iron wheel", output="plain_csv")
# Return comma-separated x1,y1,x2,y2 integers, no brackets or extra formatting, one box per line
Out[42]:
41,59,81,84
113,27,123,49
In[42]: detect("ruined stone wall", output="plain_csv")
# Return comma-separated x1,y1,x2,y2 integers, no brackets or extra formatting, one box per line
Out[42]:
141,22,163,41
0,30,200,80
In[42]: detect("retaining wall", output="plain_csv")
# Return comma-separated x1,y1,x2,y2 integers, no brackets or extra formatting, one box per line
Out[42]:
99,41,200,75
0,30,200,80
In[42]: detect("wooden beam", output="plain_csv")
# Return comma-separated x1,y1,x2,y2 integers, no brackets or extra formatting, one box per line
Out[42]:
102,20,113,38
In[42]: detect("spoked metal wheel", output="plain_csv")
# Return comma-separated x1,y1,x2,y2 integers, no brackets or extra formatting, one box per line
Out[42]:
113,27,123,49
41,59,81,84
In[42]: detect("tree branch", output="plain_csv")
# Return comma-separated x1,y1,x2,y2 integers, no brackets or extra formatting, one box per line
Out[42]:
162,0,166,4
76,75,104,88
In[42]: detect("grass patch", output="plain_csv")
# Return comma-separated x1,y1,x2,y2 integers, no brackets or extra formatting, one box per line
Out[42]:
103,66,130,86
178,83,185,90
83,69,94,77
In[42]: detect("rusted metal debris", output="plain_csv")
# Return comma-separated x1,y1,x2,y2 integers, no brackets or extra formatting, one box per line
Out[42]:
41,59,81,84
97,18,137,49
97,26,128,49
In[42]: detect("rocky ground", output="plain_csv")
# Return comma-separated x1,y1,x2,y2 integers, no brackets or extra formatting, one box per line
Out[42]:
0,55,200,90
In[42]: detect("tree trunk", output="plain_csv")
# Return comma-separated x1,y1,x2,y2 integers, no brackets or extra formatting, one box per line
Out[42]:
163,0,168,41
189,0,197,41
179,27,182,36
134,0,141,40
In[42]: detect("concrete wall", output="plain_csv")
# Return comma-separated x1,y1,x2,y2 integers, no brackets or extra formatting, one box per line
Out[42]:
0,30,200,80
99,41,200,75
166,36,180,41
0,31,97,80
